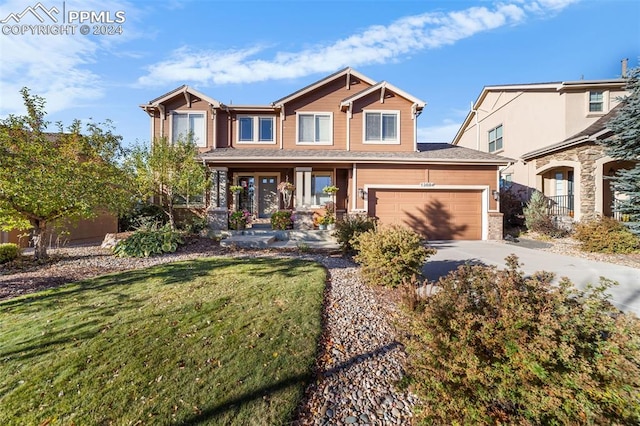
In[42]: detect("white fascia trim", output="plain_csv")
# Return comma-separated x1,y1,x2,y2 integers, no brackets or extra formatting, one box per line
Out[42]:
362,184,490,240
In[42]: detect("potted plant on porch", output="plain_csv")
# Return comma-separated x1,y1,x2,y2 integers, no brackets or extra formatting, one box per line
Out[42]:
278,180,295,209
229,209,251,230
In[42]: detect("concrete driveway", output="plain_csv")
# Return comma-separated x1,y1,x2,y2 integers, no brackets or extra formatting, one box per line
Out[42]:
423,240,640,316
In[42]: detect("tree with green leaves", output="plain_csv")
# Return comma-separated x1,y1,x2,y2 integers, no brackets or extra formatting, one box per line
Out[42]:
0,88,133,260
126,136,209,230
600,65,640,235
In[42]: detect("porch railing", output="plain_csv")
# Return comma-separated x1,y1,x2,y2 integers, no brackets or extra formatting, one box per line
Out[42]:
547,194,574,217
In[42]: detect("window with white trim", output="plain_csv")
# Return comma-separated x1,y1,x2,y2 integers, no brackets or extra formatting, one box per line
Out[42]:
364,111,399,144
297,112,332,144
172,111,206,147
237,116,275,143
488,124,503,153
589,91,604,112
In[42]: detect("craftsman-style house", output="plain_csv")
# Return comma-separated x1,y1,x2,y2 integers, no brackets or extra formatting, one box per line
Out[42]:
140,67,511,240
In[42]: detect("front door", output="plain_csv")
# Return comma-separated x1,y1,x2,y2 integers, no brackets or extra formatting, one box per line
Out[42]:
258,176,278,218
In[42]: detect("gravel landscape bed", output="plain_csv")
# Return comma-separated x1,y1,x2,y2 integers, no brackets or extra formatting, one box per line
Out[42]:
0,239,417,424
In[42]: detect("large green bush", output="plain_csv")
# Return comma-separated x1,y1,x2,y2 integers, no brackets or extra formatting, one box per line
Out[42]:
405,255,640,425
0,243,21,263
333,214,376,253
113,225,183,258
352,225,436,287
574,216,640,253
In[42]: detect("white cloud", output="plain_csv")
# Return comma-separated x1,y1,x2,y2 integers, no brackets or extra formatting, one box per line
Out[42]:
0,0,139,116
137,1,574,87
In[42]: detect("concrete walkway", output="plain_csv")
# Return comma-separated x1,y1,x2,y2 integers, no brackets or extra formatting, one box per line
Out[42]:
423,240,640,316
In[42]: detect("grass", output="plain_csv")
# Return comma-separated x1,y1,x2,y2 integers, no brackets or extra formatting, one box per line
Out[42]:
0,256,326,425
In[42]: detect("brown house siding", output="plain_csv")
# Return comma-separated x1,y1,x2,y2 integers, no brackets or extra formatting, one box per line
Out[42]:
282,75,372,150
350,91,415,152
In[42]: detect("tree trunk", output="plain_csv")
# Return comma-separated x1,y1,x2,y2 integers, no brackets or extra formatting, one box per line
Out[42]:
32,219,48,261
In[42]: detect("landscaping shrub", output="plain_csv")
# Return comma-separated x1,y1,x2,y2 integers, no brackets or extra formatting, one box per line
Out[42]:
352,225,436,287
574,216,640,253
405,255,640,425
523,190,566,237
119,202,166,232
271,210,293,230
0,243,21,263
333,214,376,252
113,225,183,258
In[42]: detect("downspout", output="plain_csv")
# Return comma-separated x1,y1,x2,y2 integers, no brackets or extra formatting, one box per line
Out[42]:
412,103,418,152
346,102,352,151
279,105,285,150
158,104,166,138
225,105,231,147
211,106,217,150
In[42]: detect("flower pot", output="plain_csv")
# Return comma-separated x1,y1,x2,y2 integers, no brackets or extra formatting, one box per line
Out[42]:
318,224,327,230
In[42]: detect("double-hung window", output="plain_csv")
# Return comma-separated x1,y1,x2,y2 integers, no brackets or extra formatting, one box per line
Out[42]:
297,112,332,145
488,124,503,153
237,116,275,143
364,111,399,144
172,111,206,147
589,91,604,113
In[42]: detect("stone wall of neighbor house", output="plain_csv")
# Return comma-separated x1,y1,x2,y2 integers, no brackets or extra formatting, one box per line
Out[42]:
488,212,504,240
534,142,606,221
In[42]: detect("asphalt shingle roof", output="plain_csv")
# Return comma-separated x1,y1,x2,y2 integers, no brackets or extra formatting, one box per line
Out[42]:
198,143,513,165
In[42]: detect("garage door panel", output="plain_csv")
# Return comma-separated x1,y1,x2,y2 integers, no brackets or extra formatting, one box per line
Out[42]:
370,189,482,240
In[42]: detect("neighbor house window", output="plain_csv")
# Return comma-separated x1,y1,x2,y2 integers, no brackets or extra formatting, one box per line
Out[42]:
488,125,503,152
364,111,399,144
172,112,206,147
237,116,275,143
589,91,604,112
311,173,332,206
297,112,332,144
500,173,513,189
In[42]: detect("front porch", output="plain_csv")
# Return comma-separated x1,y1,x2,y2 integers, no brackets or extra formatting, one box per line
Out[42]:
533,156,635,224
206,166,349,231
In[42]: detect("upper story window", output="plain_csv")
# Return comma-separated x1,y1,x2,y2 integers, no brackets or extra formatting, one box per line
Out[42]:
364,111,399,144
297,112,332,145
172,111,206,147
589,91,604,113
237,116,275,144
488,124,503,153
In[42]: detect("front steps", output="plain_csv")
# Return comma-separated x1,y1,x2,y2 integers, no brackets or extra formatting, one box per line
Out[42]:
219,229,339,250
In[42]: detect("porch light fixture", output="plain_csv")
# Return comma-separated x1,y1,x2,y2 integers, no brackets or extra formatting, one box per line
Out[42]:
492,190,500,201
358,188,366,199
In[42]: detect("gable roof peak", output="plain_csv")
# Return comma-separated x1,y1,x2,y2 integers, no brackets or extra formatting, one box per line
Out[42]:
272,67,377,106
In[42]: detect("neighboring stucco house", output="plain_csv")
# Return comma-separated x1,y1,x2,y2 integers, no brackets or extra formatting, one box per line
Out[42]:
140,67,511,240
452,63,631,223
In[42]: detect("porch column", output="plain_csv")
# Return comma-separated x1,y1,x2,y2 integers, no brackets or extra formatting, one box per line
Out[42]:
207,167,229,230
294,167,314,230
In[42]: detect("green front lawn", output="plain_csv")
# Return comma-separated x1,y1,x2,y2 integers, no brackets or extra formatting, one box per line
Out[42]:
0,257,326,425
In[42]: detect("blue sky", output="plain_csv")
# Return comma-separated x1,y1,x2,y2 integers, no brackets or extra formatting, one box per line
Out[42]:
0,0,638,147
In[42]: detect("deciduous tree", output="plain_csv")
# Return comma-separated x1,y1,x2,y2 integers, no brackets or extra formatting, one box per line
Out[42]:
126,136,208,230
0,88,133,260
